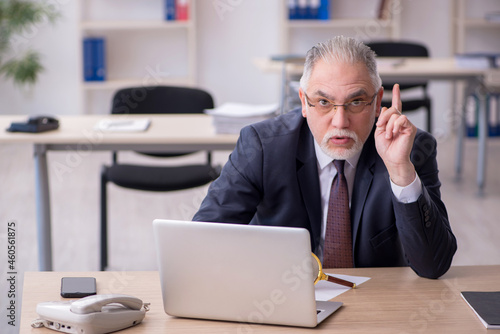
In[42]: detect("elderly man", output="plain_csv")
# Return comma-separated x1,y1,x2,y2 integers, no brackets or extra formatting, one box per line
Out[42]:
193,36,456,279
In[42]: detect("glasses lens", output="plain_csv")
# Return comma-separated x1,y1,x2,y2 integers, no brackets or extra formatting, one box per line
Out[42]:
316,100,332,113
347,103,365,113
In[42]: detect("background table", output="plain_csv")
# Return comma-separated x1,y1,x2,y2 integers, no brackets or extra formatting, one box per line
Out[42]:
19,266,500,333
0,115,238,271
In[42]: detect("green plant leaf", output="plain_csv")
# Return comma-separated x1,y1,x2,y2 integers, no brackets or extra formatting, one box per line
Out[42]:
0,50,43,85
3,1,59,33
0,0,59,86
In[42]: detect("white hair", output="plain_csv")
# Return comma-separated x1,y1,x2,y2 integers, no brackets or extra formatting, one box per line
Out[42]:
299,36,382,92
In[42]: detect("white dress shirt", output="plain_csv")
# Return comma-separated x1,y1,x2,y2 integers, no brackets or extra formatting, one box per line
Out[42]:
313,140,422,261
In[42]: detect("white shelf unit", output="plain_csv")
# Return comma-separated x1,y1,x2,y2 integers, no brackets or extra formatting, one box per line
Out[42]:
453,0,500,54
78,1,197,114
451,0,500,185
452,0,500,108
280,0,401,54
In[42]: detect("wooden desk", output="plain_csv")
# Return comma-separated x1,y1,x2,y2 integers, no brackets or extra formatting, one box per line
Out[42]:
19,266,499,333
0,115,238,271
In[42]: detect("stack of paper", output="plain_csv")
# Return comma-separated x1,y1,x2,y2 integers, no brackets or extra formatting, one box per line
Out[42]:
205,103,279,134
454,53,500,69
485,11,500,23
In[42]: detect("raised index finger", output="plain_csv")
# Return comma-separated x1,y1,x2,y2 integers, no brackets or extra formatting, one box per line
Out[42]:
392,83,402,113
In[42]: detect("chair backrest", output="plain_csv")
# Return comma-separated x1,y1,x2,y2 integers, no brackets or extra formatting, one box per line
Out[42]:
110,86,215,160
367,41,429,58
367,41,430,91
111,86,214,115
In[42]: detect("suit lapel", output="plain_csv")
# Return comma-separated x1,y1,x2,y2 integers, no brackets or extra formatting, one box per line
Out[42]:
296,122,322,249
351,129,377,245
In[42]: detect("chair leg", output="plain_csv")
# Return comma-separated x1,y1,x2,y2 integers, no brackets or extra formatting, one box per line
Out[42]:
100,167,108,271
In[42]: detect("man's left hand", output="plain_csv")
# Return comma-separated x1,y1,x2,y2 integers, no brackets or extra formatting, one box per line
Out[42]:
374,84,417,187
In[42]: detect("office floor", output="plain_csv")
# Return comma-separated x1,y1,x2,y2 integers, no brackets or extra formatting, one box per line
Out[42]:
1,134,500,273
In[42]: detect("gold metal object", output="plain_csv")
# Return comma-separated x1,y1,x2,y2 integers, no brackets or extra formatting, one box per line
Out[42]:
311,253,356,288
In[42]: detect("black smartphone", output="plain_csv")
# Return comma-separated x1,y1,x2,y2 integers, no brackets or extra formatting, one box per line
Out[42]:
61,277,96,298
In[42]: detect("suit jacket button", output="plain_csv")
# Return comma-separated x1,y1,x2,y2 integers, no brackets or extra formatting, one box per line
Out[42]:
423,204,429,211
425,221,431,228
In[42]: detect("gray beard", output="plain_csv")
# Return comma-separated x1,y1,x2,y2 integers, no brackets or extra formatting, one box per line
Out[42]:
320,128,364,160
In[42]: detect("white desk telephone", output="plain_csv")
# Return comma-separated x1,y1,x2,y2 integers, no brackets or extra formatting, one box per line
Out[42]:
32,294,150,334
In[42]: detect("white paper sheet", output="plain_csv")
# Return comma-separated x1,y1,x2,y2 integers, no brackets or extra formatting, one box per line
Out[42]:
94,118,151,132
315,274,371,301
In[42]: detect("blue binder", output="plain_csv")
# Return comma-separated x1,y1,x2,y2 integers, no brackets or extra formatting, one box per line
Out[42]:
465,94,478,137
464,93,500,138
318,0,330,20
488,94,500,137
165,0,176,20
83,37,106,82
83,38,94,81
296,0,308,19
93,38,106,81
308,0,320,19
288,0,297,19
289,0,329,20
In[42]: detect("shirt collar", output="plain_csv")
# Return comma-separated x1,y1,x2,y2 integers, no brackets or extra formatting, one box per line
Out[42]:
313,139,362,171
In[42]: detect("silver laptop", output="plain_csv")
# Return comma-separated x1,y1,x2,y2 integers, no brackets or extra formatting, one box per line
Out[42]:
153,219,342,327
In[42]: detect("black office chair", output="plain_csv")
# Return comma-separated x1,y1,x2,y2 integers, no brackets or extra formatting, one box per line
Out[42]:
367,41,432,132
100,86,221,271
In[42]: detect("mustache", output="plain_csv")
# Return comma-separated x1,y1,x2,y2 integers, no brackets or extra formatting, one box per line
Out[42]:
323,129,358,142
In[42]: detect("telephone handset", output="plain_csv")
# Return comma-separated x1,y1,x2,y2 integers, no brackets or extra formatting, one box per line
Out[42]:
70,294,144,314
32,294,150,334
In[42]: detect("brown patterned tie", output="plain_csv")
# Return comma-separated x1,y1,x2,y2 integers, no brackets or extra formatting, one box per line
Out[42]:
323,160,353,268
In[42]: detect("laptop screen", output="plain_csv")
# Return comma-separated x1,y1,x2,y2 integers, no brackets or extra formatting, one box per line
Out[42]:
153,219,332,327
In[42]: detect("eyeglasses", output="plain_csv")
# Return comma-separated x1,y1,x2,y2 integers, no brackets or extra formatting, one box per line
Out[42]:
304,92,377,115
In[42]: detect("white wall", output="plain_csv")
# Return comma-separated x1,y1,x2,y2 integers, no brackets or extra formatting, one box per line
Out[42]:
196,0,282,106
0,0,80,115
0,0,497,136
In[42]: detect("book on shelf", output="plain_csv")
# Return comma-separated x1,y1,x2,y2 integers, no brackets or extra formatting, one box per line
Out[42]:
164,0,189,21
318,0,330,19
165,0,176,20
83,37,106,82
288,0,330,20
461,291,500,329
176,0,189,20
296,0,308,19
205,102,279,134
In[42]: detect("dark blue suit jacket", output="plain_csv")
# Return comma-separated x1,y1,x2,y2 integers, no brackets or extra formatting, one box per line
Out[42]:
194,109,457,278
